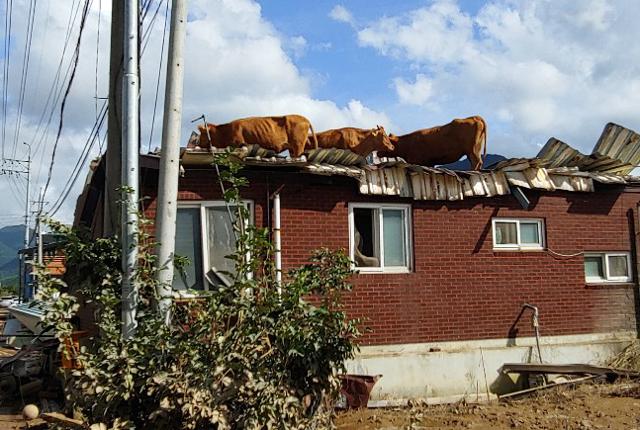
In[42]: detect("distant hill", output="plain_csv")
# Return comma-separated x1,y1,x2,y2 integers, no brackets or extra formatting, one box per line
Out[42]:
0,225,26,289
439,154,507,170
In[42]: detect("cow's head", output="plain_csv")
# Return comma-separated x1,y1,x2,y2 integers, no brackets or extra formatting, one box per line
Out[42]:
372,125,394,150
365,125,395,154
197,123,216,149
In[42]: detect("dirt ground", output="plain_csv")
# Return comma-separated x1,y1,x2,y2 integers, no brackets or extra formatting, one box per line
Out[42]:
336,381,640,430
1,382,639,429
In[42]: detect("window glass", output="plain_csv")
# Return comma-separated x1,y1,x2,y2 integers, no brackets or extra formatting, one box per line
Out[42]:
520,222,540,245
584,255,604,279
383,209,406,266
495,222,517,245
173,208,203,290
353,208,379,267
608,255,629,278
206,206,237,286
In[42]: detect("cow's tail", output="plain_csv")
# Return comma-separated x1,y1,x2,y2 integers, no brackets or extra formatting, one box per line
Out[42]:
309,122,318,150
477,116,487,165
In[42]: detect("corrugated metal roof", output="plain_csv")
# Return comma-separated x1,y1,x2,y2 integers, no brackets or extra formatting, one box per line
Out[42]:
180,122,640,201
536,138,584,168
593,123,640,171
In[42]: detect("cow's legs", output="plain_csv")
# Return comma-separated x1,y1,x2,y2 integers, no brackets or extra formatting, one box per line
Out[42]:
468,152,483,170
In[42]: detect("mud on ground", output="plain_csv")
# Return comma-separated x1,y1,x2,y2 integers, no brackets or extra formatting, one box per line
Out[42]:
337,381,640,430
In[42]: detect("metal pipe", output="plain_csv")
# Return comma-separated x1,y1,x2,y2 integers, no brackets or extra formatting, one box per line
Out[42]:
121,0,140,339
273,191,282,292
522,303,543,364
155,0,189,321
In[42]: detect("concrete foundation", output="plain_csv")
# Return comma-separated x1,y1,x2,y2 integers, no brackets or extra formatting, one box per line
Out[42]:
346,331,637,403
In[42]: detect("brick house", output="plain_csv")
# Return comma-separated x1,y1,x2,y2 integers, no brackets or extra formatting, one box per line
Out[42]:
75,123,640,402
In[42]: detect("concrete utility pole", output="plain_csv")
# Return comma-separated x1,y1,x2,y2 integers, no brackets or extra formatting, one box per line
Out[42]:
36,187,44,267
104,0,123,237
155,0,188,320
22,143,31,253
121,0,140,339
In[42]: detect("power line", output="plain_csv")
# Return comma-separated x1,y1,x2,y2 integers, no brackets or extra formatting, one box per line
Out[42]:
47,101,107,217
41,0,91,201
94,0,102,123
1,0,14,160
147,0,170,153
11,0,37,158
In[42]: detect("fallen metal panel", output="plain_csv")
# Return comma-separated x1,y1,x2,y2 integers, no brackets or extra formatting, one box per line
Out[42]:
536,138,585,168
501,363,640,378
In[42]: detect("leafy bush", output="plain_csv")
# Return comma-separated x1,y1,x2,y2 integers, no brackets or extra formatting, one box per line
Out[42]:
37,152,360,429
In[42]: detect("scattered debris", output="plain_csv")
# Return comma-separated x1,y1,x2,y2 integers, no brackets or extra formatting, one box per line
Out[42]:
501,363,640,380
41,412,86,429
499,375,601,400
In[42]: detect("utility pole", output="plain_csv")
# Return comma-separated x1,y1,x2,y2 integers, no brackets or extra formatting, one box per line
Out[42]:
36,187,44,267
22,143,31,254
155,0,188,320
121,0,140,339
0,147,30,301
104,0,123,237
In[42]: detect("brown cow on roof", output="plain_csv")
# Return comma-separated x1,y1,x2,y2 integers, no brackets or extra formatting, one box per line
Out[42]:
378,116,487,170
197,114,318,158
311,126,395,156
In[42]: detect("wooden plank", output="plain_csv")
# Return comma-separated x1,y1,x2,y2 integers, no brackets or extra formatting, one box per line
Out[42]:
41,412,86,429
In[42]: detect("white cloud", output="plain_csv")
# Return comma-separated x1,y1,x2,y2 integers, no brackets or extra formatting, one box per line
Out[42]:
355,0,640,155
0,0,390,227
393,74,433,105
329,5,355,26
287,35,308,58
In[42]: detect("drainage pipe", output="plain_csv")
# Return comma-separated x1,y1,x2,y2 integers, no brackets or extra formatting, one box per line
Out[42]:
273,191,282,293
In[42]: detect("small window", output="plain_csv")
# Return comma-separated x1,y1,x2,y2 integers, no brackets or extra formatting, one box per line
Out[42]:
584,252,632,283
349,204,411,272
492,218,544,250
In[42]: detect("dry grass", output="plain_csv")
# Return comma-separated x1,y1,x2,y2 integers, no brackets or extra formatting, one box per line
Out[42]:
607,340,640,371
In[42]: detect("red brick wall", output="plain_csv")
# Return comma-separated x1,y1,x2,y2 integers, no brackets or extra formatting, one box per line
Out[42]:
143,168,640,346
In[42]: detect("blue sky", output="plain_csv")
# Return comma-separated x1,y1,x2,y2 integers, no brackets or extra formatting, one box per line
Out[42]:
1,0,640,226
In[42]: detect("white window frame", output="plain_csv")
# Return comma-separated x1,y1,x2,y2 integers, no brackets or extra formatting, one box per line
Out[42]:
491,218,545,251
176,200,254,291
584,252,632,284
348,203,412,274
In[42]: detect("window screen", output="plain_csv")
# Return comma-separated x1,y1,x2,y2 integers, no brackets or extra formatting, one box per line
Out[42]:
520,222,540,244
173,208,203,290
206,206,237,286
495,221,517,245
383,209,406,267
608,255,629,279
584,255,604,280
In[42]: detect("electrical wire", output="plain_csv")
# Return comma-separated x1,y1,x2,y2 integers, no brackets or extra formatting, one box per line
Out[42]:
147,0,170,153
11,0,37,158
47,102,107,217
545,248,584,259
41,0,91,201
94,0,102,123
1,0,14,160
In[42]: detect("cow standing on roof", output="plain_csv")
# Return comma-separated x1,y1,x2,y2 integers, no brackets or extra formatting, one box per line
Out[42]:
378,116,488,170
310,126,395,156
197,114,318,158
